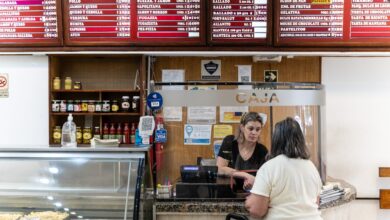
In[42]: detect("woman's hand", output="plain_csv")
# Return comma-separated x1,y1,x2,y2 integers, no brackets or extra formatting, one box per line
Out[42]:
232,171,255,191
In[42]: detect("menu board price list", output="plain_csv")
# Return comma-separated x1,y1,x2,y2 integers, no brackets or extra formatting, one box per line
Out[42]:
279,0,344,40
351,0,390,38
68,0,131,41
211,0,268,42
0,0,59,43
136,0,202,40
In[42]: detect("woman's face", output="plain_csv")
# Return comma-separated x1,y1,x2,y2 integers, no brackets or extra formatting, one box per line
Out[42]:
241,121,262,143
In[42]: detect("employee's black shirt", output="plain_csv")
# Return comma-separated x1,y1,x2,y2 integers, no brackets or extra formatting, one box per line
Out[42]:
218,135,268,171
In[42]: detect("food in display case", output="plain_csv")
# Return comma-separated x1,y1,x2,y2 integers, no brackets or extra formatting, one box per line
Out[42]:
21,211,69,220
0,212,23,220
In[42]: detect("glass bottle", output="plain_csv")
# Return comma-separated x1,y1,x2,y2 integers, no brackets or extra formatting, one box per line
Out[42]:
102,100,110,112
121,96,130,112
123,123,130,144
109,123,116,139
67,100,74,112
116,123,122,144
64,77,72,90
81,100,88,112
95,101,102,112
53,77,61,90
82,127,92,144
87,100,95,113
53,126,61,144
52,100,60,112
130,123,136,144
111,100,119,112
60,100,67,113
76,126,82,144
132,96,140,112
93,126,101,140
103,123,109,139
74,100,81,112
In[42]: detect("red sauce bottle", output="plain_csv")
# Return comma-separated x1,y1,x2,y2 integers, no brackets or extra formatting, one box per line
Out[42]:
123,123,130,144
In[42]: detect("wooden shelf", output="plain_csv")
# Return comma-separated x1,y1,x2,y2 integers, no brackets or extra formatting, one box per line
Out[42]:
51,112,140,116
52,89,140,93
49,144,141,148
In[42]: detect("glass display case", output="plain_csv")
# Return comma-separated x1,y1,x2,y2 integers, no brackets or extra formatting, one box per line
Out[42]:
0,147,147,220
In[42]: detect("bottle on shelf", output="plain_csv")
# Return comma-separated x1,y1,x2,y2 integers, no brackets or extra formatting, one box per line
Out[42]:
64,77,72,90
53,77,61,90
103,123,109,139
117,123,122,143
61,114,77,147
130,123,136,144
76,126,82,144
123,123,130,144
94,126,101,140
109,123,116,139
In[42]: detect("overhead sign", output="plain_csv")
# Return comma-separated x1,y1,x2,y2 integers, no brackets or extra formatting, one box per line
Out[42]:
0,73,9,98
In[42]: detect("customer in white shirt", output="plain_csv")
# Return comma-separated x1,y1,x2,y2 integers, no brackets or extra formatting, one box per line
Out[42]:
245,117,323,220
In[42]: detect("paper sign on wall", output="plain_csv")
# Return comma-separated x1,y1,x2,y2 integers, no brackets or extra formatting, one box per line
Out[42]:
163,106,182,122
201,60,221,80
0,73,9,98
220,106,249,123
184,124,212,145
162,69,185,90
187,106,216,124
213,125,233,138
238,65,252,90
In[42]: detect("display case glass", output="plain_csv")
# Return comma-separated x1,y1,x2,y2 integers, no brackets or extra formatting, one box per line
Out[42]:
0,148,145,220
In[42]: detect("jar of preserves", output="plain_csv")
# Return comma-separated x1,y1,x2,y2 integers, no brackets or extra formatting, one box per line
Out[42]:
52,100,60,112
67,100,74,112
74,100,81,112
60,100,67,113
111,100,119,112
53,77,61,90
132,96,140,112
64,77,72,90
87,100,95,113
81,100,88,112
95,101,102,112
73,81,82,90
102,100,110,112
121,96,130,112
82,127,92,144
53,126,61,144
76,126,82,144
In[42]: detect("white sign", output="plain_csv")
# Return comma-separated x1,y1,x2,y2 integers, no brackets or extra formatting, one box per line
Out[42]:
220,106,249,123
138,116,155,136
0,73,9,98
162,69,185,90
163,106,182,122
238,65,252,90
201,60,221,80
184,124,212,145
187,106,216,124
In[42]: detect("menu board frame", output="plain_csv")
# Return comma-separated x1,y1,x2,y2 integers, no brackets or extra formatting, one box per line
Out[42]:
134,0,206,46
208,0,272,45
0,0,63,46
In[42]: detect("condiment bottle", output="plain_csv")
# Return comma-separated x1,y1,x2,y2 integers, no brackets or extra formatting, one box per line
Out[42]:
76,126,82,144
132,96,140,112
67,100,74,112
93,126,101,140
111,100,119,112
95,101,102,112
130,123,136,144
109,123,116,139
103,123,109,139
53,126,61,144
74,100,81,112
53,77,61,90
116,123,122,144
102,100,110,112
52,100,60,112
83,127,92,144
64,77,72,90
60,100,67,113
81,100,88,112
123,123,130,144
87,100,95,113
121,96,130,112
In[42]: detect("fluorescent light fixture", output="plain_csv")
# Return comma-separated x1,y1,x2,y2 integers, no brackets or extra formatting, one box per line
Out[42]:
64,208,69,212
70,212,76,215
54,202,62,207
39,178,50,184
77,215,83,218
47,196,54,200
49,167,59,174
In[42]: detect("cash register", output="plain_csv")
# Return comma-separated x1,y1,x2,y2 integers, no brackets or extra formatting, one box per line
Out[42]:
175,159,235,198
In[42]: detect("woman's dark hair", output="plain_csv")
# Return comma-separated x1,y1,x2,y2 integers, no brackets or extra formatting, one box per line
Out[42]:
236,112,263,143
269,117,310,159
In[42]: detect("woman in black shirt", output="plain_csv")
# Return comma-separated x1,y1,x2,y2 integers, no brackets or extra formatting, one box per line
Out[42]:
217,112,268,190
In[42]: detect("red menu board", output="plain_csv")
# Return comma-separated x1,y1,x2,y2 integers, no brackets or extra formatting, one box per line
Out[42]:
276,0,390,46
64,0,131,45
0,0,62,45
135,0,204,45
209,0,271,45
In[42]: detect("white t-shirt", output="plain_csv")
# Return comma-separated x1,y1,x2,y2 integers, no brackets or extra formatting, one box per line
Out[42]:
250,155,323,220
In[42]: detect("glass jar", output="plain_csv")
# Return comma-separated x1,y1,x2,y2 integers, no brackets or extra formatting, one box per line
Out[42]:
82,127,92,144
53,77,60,90
87,100,95,113
74,100,81,112
51,100,60,112
132,96,140,112
60,100,67,113
76,126,82,144
95,101,102,112
64,77,72,90
102,100,110,112
73,81,82,90
53,126,61,144
81,100,88,112
121,96,130,112
111,100,119,112
67,100,74,112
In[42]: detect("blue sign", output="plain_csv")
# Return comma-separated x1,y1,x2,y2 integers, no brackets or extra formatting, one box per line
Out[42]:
155,129,167,143
147,92,163,110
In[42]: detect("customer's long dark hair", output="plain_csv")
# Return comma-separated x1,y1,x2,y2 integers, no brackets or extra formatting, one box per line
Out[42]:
269,117,310,159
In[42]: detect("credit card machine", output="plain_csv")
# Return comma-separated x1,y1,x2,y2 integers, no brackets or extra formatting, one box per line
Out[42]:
180,165,217,183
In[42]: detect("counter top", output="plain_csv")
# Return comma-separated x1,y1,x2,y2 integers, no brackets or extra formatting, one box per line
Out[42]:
0,145,151,152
